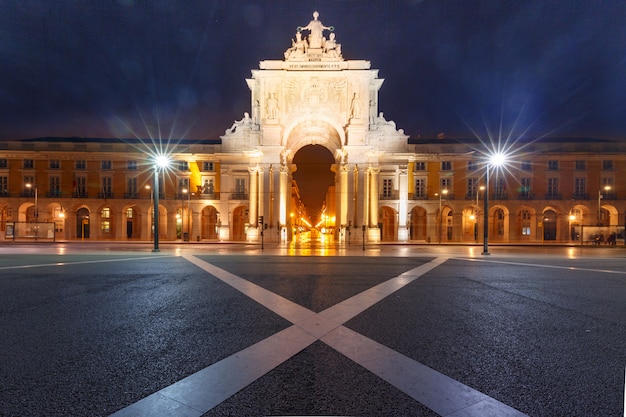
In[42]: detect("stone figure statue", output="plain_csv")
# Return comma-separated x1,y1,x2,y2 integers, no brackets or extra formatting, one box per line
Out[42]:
350,92,361,119
298,11,333,49
336,148,348,165
323,32,341,58
284,31,308,60
225,112,251,134
253,99,260,124
280,148,292,166
267,93,279,119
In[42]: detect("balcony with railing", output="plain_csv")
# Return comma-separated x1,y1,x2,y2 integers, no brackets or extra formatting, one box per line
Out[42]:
379,190,399,200
46,190,64,198
230,192,248,200
571,193,589,200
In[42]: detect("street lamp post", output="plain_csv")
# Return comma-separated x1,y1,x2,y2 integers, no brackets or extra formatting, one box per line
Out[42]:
437,189,448,244
180,188,189,242
25,183,38,221
152,168,161,252
26,183,38,240
153,155,170,252
146,185,153,241
482,168,490,255
482,152,508,255
598,185,611,225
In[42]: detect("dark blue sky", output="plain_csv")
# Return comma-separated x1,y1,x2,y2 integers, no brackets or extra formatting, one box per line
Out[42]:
1,0,625,141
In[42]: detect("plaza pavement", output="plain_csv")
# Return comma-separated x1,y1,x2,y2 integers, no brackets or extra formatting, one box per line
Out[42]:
0,242,625,416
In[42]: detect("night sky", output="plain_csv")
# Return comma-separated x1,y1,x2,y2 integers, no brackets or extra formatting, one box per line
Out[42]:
1,0,625,141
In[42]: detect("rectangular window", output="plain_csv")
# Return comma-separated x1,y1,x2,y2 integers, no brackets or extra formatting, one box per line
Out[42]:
49,176,61,197
234,178,246,199
127,160,137,170
76,160,86,170
177,161,189,171
382,178,393,199
494,177,506,199
575,160,586,170
23,176,35,194
467,160,477,171
441,161,452,171
441,178,451,191
0,159,7,168
177,177,189,194
49,160,60,169
414,178,426,198
203,161,215,172
127,177,138,197
574,177,586,197
75,176,87,197
101,220,111,233
101,160,112,170
101,176,112,198
414,161,426,171
521,209,531,236
547,160,559,170
547,177,559,197
521,178,531,198
601,177,614,188
467,178,477,198
0,176,8,196
24,159,34,169
602,160,614,170
521,160,532,171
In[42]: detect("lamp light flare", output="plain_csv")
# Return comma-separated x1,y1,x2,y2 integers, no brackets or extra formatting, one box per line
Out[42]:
490,151,508,167
155,154,170,168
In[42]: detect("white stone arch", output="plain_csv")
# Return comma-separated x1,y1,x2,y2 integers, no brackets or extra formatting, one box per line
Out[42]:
282,116,344,157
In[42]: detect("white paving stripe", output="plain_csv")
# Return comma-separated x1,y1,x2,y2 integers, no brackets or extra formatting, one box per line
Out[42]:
110,255,528,417
322,327,526,417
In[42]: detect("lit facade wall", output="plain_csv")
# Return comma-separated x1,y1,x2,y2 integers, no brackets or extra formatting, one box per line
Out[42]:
1,137,624,243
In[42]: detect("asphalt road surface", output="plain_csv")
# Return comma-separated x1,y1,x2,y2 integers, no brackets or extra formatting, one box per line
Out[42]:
0,242,624,416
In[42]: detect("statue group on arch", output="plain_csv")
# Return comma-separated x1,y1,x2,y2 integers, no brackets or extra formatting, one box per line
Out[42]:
284,11,342,61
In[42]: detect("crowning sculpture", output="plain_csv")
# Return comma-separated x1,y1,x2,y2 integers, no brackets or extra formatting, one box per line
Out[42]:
284,11,342,61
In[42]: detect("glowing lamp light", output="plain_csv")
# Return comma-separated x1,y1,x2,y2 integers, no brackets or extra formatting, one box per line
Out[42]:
155,154,170,168
489,152,508,167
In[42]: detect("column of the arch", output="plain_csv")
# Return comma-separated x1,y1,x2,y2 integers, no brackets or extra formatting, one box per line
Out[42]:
279,164,290,242
368,167,380,241
258,166,265,218
337,164,349,242
398,166,409,242
247,166,259,241
268,165,278,242
362,166,369,241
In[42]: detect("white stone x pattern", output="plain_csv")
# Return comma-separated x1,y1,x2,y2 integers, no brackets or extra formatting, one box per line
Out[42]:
110,255,528,417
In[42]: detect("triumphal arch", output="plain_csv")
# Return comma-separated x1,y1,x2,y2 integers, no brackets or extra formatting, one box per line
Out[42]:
220,11,410,242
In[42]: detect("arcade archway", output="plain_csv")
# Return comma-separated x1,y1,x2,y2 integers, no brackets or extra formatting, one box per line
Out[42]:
292,145,335,238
